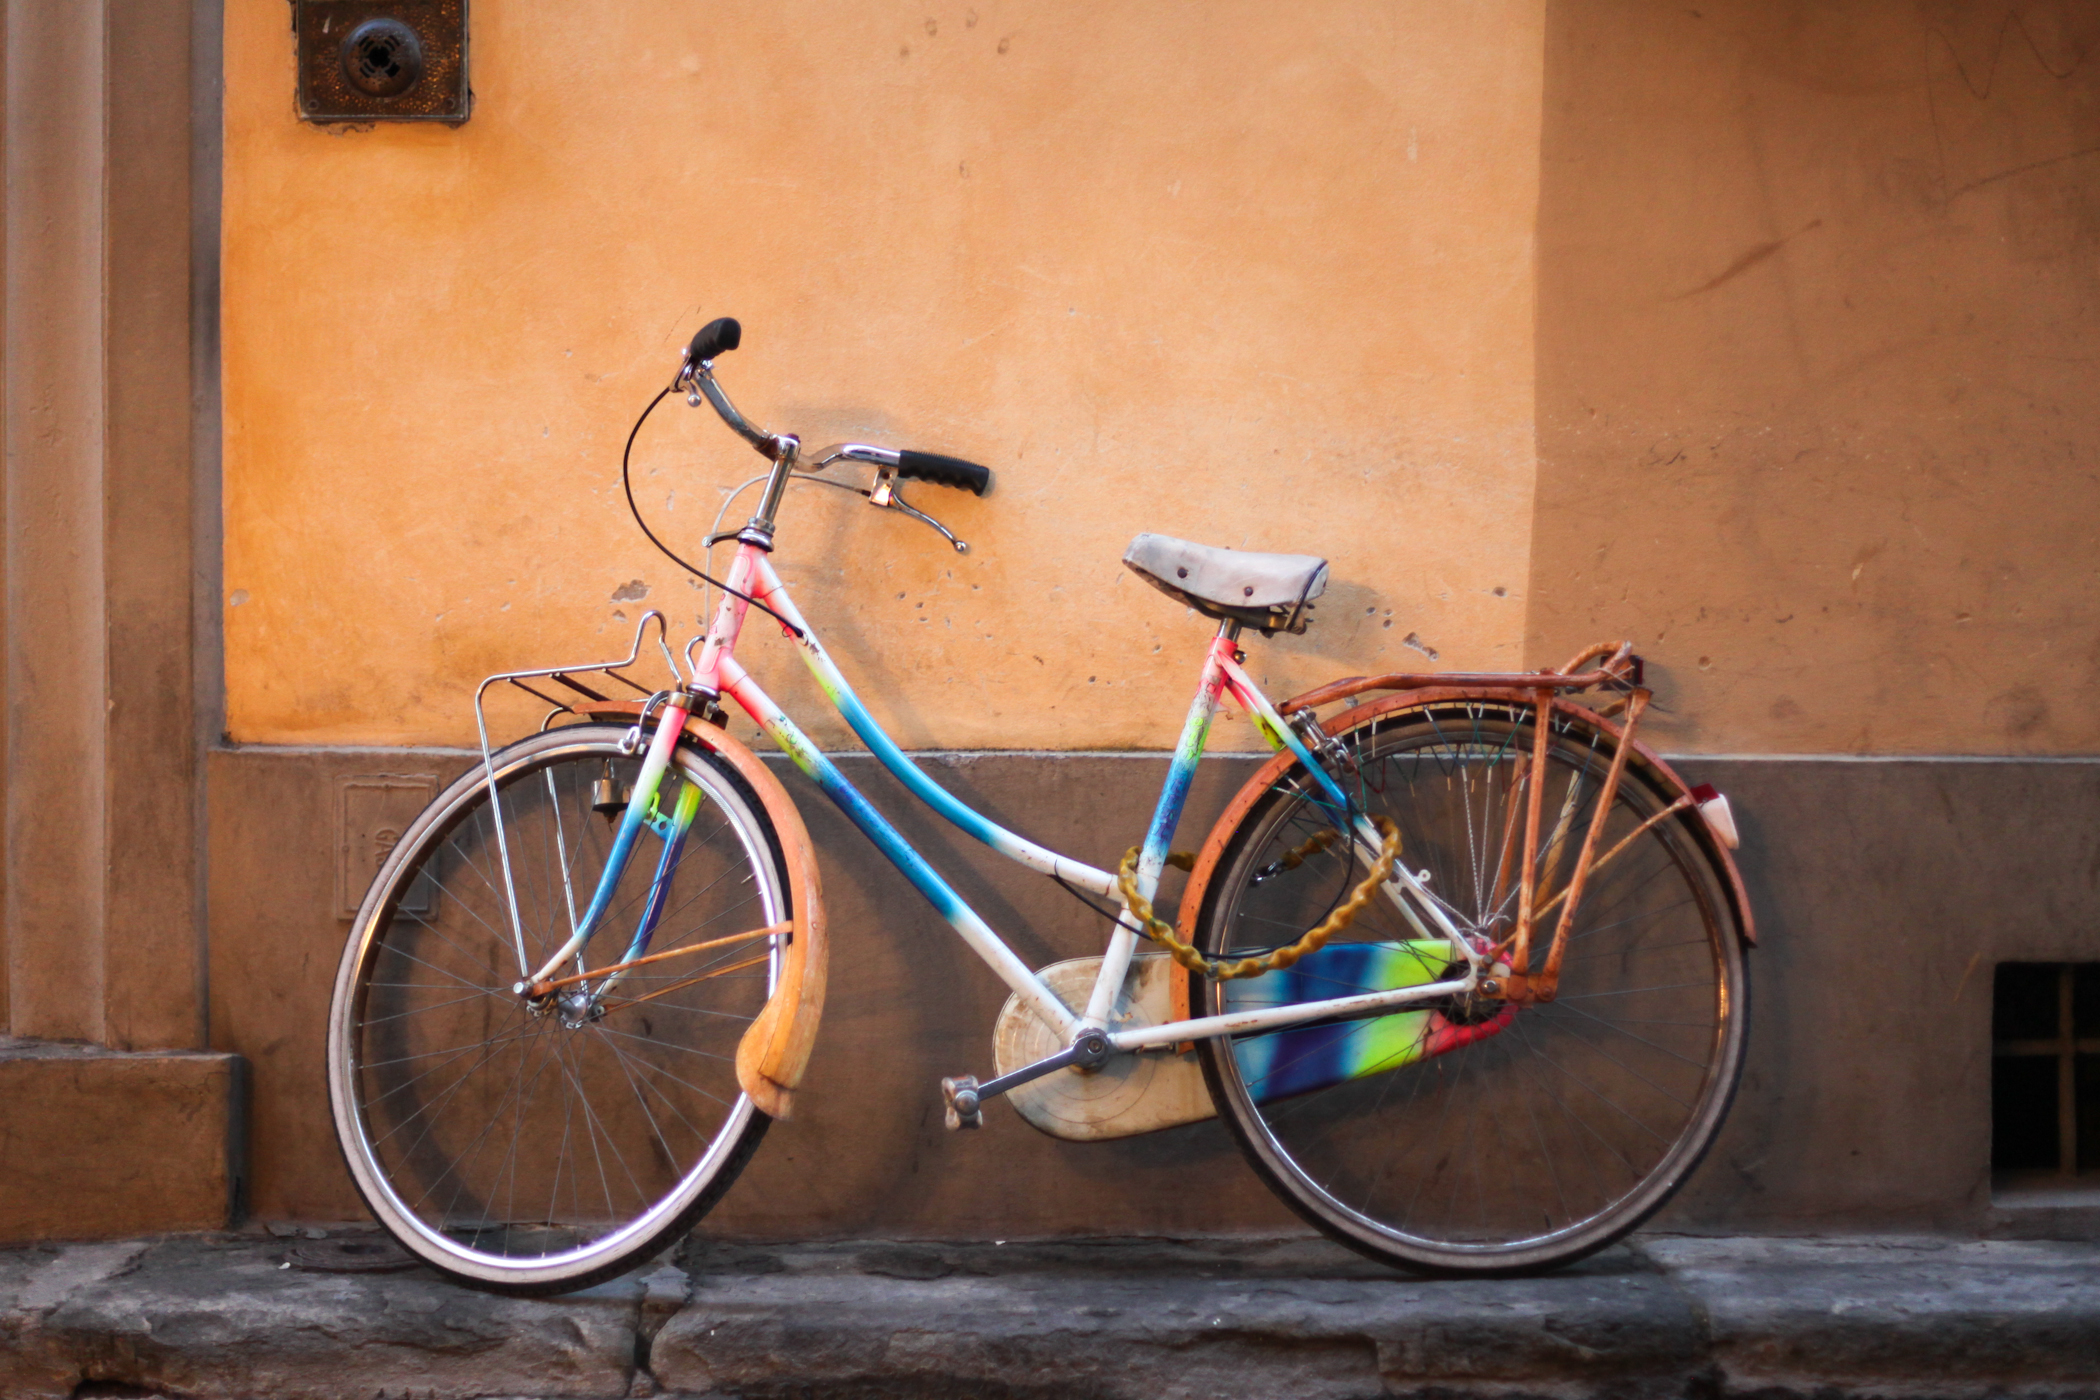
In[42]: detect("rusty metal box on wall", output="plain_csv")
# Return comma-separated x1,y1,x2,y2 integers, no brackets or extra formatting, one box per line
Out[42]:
294,1,469,124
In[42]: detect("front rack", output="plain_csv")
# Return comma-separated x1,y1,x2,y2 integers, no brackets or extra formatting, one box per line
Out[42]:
473,609,688,751
469,610,692,975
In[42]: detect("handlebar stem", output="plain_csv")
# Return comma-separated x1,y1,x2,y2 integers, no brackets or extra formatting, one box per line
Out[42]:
747,435,801,541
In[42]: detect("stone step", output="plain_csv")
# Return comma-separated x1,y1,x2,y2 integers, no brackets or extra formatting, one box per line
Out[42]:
2,1230,2097,1399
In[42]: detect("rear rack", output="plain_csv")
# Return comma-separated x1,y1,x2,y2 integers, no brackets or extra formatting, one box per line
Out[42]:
1277,640,1643,715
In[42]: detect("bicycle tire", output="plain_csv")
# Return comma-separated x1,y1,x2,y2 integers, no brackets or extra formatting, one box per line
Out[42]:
327,723,786,1295
1192,697,1748,1275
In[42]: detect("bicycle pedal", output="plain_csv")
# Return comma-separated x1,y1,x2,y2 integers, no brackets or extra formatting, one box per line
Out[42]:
940,1075,984,1130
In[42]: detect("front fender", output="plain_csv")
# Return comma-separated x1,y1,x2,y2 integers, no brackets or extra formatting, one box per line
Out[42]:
587,705,827,1120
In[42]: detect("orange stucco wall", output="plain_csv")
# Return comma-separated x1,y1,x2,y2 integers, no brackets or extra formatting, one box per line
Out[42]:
1527,1,2100,754
222,3,1546,750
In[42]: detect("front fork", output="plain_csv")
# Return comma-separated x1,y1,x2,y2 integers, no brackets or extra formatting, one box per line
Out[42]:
514,691,704,1014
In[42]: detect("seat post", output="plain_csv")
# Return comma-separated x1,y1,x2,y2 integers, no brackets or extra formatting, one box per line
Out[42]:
1217,617,1243,643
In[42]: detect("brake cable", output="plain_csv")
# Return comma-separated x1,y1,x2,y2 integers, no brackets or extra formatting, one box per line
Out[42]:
621,382,805,640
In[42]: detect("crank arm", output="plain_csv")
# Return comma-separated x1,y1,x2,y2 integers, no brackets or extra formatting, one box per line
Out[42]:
973,1042,1085,1104
940,1029,1112,1127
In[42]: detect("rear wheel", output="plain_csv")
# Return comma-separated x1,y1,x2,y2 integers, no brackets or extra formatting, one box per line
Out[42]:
327,724,785,1295
1194,699,1748,1275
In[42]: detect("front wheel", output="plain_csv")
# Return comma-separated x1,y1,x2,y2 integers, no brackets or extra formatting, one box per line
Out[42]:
326,724,787,1295
1193,698,1748,1275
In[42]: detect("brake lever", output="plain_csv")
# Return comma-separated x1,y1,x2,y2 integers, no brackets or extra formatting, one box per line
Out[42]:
870,468,970,554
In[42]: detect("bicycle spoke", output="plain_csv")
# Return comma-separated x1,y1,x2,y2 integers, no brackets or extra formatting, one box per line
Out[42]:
1197,700,1743,1271
333,733,782,1289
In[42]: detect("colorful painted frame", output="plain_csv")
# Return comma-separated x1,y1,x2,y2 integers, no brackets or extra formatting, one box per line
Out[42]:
508,535,1482,1067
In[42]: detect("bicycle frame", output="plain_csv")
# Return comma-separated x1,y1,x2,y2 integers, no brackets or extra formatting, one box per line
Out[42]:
508,532,1482,1062
484,337,1675,1069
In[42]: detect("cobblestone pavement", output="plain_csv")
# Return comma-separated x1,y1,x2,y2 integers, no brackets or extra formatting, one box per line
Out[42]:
2,1229,2097,1399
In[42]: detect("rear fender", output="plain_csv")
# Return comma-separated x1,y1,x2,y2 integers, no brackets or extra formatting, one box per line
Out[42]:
1170,686,1756,1023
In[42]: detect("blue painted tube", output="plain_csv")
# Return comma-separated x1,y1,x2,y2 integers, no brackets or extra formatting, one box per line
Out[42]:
1235,676,1355,823
573,783,655,953
742,682,1074,1034
797,632,1062,866
1138,664,1220,890
768,714,971,923
621,779,703,963
742,561,1111,894
831,678,1010,853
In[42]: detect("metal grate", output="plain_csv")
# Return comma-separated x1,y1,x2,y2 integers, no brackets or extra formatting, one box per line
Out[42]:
1992,963,2100,1180
294,0,468,124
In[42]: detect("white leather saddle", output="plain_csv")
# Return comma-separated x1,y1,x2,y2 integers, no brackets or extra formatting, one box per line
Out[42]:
1122,533,1327,634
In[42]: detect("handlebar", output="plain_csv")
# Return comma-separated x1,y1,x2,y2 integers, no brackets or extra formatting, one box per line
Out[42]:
685,317,742,363
896,450,993,496
677,324,782,461
676,317,995,495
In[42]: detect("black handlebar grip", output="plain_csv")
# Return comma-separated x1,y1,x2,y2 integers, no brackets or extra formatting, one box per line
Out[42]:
685,317,742,363
896,450,994,496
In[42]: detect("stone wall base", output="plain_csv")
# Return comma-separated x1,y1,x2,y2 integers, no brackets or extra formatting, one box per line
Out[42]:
0,1038,245,1242
208,743,2100,1236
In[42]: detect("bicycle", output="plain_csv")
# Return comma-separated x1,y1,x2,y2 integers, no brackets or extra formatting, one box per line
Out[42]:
327,317,1756,1295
